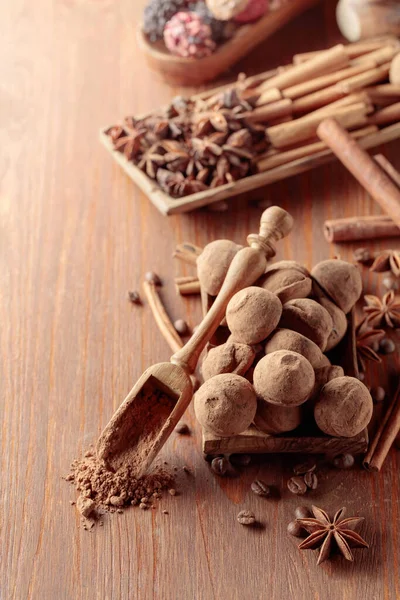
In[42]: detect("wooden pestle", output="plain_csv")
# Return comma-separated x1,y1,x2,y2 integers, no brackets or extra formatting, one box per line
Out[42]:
317,118,400,229
97,206,293,475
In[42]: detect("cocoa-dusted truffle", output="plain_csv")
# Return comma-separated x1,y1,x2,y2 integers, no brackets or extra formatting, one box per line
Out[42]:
253,350,315,407
279,298,333,350
197,239,242,296
316,295,347,351
311,259,362,314
312,365,344,398
314,376,373,437
226,286,282,345
194,373,257,437
202,341,255,380
264,328,323,368
254,400,302,434
258,267,312,304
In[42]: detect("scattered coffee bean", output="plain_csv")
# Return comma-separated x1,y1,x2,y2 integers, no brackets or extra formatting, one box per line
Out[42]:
304,472,318,490
287,520,304,537
230,454,251,466
237,510,256,525
145,271,162,286
294,505,311,519
162,510,168,514
353,247,371,264
139,503,148,510
128,290,141,304
293,459,316,475
250,479,271,497
371,340,380,353
287,476,307,495
168,488,177,496
211,456,229,476
175,422,190,434
379,338,395,354
358,371,365,382
371,386,385,403
183,466,191,474
174,319,189,335
333,453,355,469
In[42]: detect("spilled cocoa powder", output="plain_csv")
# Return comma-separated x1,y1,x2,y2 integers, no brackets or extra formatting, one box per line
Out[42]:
65,448,175,529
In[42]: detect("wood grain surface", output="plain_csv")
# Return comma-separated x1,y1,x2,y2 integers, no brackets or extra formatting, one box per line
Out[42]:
1,1,399,599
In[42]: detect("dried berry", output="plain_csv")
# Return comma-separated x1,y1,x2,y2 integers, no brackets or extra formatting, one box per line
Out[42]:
304,472,318,490
237,510,256,525
143,0,187,42
371,386,385,403
287,520,304,537
174,319,189,335
333,453,355,469
175,422,190,434
230,454,251,466
250,479,271,497
294,505,311,519
145,271,162,286
164,12,216,59
379,338,396,354
287,476,307,495
211,456,229,476
293,459,316,475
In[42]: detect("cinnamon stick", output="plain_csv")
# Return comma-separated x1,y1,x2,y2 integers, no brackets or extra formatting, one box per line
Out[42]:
239,98,292,123
338,62,390,94
317,118,400,229
363,383,400,472
292,38,397,64
308,92,370,118
143,280,183,354
258,44,349,92
352,44,399,67
175,276,201,295
324,214,400,242
369,102,400,126
366,84,400,103
267,102,370,149
255,87,282,107
374,154,400,188
173,242,202,266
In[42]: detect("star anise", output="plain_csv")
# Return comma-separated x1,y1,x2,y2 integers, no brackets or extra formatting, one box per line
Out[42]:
113,128,146,160
370,249,400,277
297,505,369,565
355,321,385,372
363,290,400,328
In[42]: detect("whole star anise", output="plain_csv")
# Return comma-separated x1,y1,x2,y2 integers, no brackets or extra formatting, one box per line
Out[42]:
363,290,400,328
370,249,400,277
297,505,369,565
355,321,385,372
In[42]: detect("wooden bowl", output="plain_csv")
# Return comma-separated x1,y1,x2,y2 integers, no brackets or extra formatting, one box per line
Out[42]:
137,0,320,87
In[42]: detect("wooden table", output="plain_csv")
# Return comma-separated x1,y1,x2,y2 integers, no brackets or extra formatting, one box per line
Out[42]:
2,1,400,598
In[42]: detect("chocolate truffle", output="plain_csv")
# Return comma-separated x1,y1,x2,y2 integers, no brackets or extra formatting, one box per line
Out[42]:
311,259,362,314
316,295,348,351
253,350,315,407
254,400,302,434
312,365,344,398
197,239,242,296
194,373,257,437
202,341,255,380
314,376,373,437
264,328,324,368
279,298,333,350
226,286,282,345
258,267,312,304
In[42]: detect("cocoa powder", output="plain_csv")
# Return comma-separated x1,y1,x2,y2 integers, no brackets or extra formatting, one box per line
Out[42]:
65,448,174,528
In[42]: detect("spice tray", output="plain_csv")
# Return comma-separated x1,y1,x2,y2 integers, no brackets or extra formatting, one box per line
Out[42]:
202,310,369,456
137,0,319,87
100,120,400,216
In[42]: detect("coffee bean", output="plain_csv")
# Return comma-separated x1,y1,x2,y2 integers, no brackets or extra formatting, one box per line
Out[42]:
287,476,307,495
353,247,371,264
145,271,162,286
250,479,271,497
174,319,189,335
371,386,385,403
358,371,365,382
175,422,190,434
287,520,304,537
230,454,251,466
128,290,141,304
237,510,256,525
293,459,316,475
333,453,355,469
379,338,395,354
294,505,311,519
168,488,177,496
211,456,229,476
304,472,318,490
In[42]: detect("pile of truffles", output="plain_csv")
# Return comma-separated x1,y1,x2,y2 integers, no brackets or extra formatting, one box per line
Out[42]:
195,248,373,440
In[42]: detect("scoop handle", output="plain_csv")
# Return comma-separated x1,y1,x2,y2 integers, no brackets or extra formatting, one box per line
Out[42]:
171,206,293,374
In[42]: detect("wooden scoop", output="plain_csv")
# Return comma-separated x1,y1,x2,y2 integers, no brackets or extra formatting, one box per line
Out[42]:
96,206,293,476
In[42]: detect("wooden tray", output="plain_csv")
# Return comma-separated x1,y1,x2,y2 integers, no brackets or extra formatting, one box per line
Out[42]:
137,0,320,87
202,308,370,456
100,121,400,215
